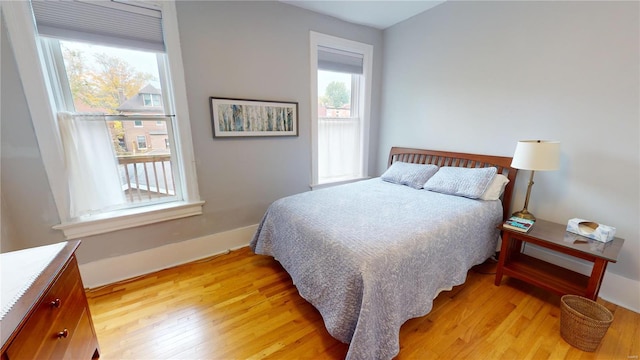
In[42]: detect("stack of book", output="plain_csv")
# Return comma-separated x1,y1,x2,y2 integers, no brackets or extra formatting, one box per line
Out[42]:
503,216,535,233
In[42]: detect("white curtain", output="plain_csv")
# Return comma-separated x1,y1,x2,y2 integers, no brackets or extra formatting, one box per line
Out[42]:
318,117,361,182
57,112,125,217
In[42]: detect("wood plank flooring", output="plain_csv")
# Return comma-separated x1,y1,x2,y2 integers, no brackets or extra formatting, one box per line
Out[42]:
86,247,639,359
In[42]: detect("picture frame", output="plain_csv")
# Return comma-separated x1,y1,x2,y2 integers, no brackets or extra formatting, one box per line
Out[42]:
210,97,298,138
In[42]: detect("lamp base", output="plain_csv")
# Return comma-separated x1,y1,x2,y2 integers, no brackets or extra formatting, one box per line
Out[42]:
512,209,536,221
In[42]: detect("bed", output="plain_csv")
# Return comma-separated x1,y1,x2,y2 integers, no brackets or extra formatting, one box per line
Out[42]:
250,147,518,359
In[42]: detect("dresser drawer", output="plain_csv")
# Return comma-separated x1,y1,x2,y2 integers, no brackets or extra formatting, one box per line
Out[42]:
5,258,86,359
63,308,97,360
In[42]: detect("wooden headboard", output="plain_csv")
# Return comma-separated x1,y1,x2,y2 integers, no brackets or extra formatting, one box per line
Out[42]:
388,147,518,221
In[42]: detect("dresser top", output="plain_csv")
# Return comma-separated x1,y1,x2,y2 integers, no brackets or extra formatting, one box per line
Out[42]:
1,242,67,320
0,241,80,350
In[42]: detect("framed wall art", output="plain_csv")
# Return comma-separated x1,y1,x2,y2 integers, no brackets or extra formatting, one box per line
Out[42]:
210,97,298,138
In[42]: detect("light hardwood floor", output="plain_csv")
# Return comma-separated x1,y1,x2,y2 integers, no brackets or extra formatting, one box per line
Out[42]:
86,247,639,359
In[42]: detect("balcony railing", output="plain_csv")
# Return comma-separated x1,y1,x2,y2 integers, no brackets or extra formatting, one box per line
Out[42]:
117,154,175,203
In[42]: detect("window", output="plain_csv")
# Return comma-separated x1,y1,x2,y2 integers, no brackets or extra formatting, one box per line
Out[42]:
117,135,126,150
143,93,162,106
2,1,203,238
310,32,373,186
136,136,148,149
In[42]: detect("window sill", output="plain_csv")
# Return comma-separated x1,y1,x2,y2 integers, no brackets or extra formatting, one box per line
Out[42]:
53,200,205,239
310,177,371,190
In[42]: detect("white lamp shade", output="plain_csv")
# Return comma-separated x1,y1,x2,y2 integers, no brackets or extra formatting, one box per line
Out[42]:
511,140,560,171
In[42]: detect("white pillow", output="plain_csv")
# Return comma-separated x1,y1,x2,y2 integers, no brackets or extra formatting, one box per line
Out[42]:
424,166,497,199
479,174,510,201
381,162,439,189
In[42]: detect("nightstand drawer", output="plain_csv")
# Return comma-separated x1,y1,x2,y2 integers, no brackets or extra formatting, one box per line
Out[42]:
5,259,85,359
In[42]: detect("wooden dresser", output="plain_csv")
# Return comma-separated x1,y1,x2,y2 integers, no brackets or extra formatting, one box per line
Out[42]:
1,241,100,359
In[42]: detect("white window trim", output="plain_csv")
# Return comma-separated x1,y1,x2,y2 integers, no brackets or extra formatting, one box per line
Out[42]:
309,31,372,187
1,1,204,239
142,93,161,107
310,177,371,191
136,135,148,149
52,200,205,239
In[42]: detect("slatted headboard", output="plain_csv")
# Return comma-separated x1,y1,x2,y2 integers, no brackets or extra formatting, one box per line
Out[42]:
387,147,518,221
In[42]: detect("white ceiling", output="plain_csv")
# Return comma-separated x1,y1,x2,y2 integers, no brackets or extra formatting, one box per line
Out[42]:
281,1,446,30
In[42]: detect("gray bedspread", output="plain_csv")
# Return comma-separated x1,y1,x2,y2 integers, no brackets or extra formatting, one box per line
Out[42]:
250,178,502,359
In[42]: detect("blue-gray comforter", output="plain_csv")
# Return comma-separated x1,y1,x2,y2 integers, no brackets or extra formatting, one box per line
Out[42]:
250,178,502,359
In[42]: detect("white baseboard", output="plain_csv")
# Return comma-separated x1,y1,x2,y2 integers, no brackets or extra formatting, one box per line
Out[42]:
524,244,639,313
79,224,258,289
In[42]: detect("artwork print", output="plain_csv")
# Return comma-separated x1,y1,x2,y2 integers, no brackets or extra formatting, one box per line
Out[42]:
210,97,298,137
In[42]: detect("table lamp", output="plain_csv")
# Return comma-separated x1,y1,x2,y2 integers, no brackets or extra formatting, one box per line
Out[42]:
510,140,560,221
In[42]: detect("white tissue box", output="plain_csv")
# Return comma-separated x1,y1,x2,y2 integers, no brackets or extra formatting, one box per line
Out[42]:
566,218,616,242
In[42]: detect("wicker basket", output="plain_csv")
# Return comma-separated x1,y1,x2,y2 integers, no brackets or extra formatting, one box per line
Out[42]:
560,295,613,352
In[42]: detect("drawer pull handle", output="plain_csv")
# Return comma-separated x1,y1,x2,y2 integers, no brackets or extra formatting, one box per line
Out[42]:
57,329,69,339
50,298,61,308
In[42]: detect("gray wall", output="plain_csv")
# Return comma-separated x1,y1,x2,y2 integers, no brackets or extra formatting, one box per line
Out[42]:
1,17,66,252
379,1,639,281
0,2,383,262
3,0,637,286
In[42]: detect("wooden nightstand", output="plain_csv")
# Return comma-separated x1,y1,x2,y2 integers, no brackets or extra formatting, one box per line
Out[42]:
495,219,624,300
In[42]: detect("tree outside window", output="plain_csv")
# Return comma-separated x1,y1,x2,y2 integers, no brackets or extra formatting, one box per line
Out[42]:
322,81,349,108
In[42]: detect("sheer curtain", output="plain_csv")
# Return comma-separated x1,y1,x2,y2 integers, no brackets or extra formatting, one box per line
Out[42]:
318,117,361,182
57,112,125,217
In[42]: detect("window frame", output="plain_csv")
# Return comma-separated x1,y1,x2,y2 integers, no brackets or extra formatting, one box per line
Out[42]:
136,135,148,149
1,1,204,239
142,93,161,107
309,31,373,188
143,93,152,106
